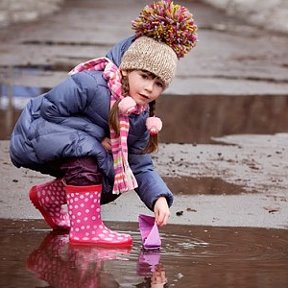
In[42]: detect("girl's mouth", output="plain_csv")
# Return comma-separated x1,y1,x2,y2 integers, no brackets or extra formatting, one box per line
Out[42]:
139,94,149,100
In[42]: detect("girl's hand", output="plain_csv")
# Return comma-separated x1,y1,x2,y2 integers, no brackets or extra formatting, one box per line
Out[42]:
101,137,111,152
153,197,170,227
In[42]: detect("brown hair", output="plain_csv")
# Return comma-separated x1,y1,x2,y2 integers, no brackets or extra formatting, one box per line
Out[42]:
108,72,159,153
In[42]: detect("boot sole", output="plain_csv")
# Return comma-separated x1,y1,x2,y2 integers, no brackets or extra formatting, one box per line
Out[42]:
69,238,133,248
29,185,68,230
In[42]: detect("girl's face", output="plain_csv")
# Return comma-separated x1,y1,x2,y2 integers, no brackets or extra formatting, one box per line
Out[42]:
122,70,165,106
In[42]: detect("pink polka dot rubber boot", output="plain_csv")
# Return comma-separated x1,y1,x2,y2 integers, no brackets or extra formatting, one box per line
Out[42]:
65,184,133,247
29,179,70,230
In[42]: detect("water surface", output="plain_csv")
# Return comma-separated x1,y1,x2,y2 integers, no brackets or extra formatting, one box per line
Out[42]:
1,76,288,143
1,219,287,287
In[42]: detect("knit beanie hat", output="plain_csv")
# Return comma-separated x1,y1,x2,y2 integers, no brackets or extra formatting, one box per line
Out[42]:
120,0,198,86
120,36,177,86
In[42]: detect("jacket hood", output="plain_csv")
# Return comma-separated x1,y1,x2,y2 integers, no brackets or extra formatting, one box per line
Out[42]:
105,36,135,67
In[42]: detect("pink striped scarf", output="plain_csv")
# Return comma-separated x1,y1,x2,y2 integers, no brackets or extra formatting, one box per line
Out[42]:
69,57,145,194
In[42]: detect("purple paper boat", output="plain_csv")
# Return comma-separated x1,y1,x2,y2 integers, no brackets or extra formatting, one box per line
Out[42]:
138,214,161,250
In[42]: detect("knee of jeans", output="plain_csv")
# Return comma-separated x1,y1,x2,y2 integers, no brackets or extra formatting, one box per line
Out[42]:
61,157,103,185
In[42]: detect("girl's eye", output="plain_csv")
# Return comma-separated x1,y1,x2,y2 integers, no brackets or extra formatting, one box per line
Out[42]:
156,81,164,88
141,73,149,79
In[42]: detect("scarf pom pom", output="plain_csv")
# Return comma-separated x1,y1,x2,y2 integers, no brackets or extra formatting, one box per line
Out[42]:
118,96,137,114
146,116,162,135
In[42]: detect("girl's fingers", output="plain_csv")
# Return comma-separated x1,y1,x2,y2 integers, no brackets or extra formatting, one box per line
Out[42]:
156,211,169,227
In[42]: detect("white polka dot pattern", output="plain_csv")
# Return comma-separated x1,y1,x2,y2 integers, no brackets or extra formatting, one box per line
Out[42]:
29,179,70,230
66,186,132,246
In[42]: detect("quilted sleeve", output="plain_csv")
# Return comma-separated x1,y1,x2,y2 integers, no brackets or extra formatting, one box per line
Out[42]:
128,152,174,211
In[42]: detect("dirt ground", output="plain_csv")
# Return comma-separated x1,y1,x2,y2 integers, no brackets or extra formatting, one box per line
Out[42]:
1,133,287,229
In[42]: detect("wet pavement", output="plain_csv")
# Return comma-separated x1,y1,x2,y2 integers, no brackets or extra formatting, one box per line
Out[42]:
0,0,288,287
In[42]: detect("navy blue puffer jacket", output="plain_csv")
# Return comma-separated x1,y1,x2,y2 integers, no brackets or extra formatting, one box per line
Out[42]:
9,36,173,210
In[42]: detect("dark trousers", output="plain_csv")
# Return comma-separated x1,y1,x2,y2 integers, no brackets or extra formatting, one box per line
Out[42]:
50,156,119,205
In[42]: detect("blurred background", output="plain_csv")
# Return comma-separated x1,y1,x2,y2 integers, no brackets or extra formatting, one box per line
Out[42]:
0,0,288,144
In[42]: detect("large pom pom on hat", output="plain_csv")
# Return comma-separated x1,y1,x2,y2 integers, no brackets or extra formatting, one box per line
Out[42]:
132,0,198,59
120,0,198,86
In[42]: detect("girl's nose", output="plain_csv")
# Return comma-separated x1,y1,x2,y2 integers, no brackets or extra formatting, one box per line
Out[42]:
144,80,153,92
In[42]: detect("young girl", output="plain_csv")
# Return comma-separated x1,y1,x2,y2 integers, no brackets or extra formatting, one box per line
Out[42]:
9,0,197,246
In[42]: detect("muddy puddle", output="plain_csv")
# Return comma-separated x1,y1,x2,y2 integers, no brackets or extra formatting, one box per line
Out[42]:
157,94,288,144
1,69,288,143
1,219,287,288
163,176,247,195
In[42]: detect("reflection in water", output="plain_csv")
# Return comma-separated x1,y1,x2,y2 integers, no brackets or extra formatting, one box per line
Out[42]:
27,231,130,287
137,251,167,288
160,225,288,287
0,66,46,141
1,82,288,143
1,220,288,287
157,95,288,144
0,66,44,101
27,230,167,288
0,107,21,141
